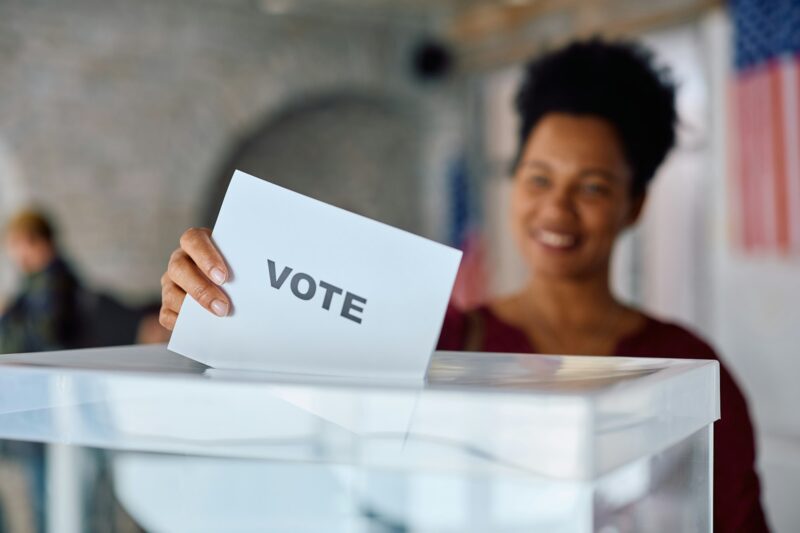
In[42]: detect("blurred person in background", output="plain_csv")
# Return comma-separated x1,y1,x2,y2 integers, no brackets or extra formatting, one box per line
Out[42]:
0,208,83,353
157,39,769,531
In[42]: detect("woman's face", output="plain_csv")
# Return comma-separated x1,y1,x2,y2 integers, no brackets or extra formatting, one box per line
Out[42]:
510,113,642,281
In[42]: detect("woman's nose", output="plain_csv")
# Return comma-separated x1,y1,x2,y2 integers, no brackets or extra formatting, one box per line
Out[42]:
540,185,577,217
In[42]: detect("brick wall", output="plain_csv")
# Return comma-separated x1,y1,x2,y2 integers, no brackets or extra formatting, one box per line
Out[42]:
0,0,462,303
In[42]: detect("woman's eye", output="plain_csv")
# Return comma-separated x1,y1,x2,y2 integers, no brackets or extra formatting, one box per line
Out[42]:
580,182,610,196
527,175,550,189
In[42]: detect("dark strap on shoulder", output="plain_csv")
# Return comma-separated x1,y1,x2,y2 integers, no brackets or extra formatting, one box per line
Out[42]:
463,309,485,352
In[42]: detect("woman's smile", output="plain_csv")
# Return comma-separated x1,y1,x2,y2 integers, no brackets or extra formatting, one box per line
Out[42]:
530,227,581,251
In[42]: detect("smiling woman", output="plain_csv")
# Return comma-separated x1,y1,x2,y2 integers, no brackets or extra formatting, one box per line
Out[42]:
443,39,676,358
436,39,770,532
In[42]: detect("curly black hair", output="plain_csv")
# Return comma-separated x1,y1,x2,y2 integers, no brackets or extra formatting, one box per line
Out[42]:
515,38,677,197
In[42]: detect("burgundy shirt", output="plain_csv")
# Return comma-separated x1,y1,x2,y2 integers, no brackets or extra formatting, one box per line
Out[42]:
437,305,770,533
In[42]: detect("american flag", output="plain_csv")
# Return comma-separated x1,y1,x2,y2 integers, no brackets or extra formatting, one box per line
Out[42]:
730,0,800,254
447,155,488,310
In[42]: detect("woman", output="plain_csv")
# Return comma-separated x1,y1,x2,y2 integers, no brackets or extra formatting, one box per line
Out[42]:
159,40,769,531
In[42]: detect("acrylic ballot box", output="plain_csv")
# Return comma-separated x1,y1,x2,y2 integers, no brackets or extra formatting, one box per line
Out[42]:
0,346,718,532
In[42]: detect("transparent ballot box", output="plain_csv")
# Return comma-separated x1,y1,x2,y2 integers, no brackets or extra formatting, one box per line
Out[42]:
0,345,718,532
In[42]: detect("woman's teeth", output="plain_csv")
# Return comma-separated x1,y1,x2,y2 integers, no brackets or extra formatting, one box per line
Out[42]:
537,230,577,248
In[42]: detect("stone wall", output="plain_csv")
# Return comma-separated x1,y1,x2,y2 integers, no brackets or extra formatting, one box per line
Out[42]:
0,0,463,303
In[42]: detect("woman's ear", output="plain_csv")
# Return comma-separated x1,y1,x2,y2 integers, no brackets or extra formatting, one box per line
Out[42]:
626,193,647,227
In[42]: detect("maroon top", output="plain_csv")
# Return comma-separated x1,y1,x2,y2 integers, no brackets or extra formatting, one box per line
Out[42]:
437,305,770,533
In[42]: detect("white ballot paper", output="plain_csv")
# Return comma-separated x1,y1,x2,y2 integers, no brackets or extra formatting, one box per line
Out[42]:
169,170,462,381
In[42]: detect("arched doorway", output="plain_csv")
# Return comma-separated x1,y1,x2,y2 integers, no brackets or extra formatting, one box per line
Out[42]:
204,93,426,235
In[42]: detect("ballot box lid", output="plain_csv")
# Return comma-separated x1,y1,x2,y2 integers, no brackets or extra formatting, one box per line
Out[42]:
0,345,718,480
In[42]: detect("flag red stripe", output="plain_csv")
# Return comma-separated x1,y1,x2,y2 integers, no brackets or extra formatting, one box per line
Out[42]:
755,67,773,250
741,70,760,250
795,54,800,251
751,69,767,250
729,80,746,249
736,74,749,250
768,60,790,252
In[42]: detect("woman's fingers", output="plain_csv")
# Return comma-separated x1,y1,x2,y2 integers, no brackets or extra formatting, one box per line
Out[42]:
160,275,187,315
159,226,232,331
179,227,228,285
159,272,179,331
167,248,230,317
159,307,178,331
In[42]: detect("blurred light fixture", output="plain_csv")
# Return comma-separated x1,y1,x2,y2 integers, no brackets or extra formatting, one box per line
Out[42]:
258,0,296,15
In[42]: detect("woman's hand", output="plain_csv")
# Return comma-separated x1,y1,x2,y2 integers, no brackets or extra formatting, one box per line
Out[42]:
159,227,230,331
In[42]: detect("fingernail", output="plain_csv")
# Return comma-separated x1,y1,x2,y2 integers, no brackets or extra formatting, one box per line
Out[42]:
211,299,229,317
210,268,226,285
